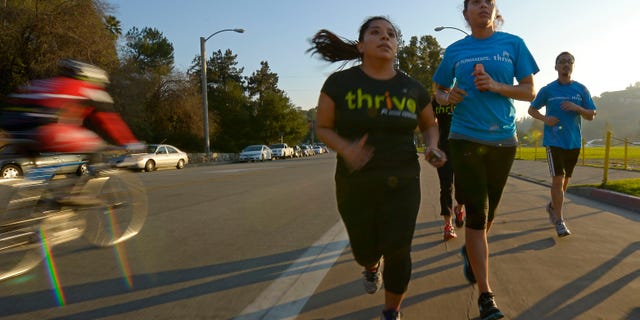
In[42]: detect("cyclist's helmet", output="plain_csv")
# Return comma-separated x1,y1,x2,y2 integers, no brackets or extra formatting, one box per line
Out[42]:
58,59,110,85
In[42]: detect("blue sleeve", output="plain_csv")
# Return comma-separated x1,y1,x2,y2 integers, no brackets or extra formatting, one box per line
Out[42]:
531,86,547,110
433,51,455,88
514,36,539,81
580,84,597,110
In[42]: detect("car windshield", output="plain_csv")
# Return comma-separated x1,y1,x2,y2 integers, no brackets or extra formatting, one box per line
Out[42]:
146,145,158,153
244,145,262,152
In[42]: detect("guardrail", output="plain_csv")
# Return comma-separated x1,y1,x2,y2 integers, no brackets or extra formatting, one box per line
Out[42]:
516,130,640,184
187,152,238,164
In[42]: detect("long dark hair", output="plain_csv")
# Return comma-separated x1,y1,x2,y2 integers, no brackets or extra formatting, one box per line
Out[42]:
307,16,397,65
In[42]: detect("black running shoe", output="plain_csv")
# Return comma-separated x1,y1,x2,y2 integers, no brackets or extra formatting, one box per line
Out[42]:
380,309,402,320
461,245,476,284
362,260,382,294
478,292,504,320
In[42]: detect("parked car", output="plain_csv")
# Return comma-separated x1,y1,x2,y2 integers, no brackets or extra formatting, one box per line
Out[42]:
112,144,188,172
292,145,303,158
313,144,327,154
0,144,88,179
301,144,315,156
585,139,604,147
269,143,294,159
239,145,272,162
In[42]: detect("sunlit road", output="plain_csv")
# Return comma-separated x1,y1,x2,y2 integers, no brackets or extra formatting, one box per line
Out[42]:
1,153,638,320
0,154,342,320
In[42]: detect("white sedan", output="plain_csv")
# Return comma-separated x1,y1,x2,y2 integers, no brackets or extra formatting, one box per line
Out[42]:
113,144,189,172
239,145,272,162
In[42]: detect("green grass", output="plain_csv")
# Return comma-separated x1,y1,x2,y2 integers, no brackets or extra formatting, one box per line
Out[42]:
516,145,640,170
598,178,640,197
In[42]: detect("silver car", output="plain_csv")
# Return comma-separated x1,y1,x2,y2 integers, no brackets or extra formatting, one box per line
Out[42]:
113,144,189,172
0,144,89,179
239,145,272,162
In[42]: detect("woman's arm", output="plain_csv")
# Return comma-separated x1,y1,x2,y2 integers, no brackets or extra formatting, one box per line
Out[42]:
475,73,536,102
418,100,445,167
315,92,373,172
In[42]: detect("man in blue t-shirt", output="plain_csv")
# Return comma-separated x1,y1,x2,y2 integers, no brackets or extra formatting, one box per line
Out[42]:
528,51,597,237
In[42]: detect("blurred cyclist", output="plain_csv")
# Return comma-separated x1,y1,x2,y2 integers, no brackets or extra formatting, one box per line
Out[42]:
0,59,141,154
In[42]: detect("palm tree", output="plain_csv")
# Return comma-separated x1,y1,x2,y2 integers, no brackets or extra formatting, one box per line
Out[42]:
104,15,122,39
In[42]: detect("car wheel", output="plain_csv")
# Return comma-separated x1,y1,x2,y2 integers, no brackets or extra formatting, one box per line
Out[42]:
261,154,265,162
76,163,89,176
176,159,185,169
0,164,22,179
144,160,156,172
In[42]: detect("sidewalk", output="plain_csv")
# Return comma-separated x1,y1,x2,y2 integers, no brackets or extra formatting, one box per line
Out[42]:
297,159,640,320
510,160,640,213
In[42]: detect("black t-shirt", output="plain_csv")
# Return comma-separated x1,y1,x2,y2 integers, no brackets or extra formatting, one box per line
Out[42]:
431,98,455,148
322,66,430,178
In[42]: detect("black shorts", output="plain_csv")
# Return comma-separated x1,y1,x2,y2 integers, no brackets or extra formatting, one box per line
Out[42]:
546,146,581,177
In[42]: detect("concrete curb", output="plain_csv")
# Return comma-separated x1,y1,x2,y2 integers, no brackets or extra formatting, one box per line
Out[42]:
567,186,640,213
510,173,640,214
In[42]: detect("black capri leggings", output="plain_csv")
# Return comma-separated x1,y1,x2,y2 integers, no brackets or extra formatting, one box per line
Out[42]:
335,170,420,294
449,139,516,230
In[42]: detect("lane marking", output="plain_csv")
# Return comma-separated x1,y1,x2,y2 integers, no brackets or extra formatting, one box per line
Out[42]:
234,221,348,320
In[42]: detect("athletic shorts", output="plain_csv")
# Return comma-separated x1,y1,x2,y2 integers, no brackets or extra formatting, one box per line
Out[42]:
546,146,581,177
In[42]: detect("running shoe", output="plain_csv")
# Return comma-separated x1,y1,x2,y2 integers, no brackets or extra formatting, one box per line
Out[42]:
460,245,476,284
444,223,457,240
362,261,382,294
380,309,402,320
478,292,504,320
546,202,556,225
454,204,465,228
556,220,571,237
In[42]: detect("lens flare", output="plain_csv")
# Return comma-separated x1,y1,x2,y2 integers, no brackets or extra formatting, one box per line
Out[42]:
39,226,66,306
106,206,134,289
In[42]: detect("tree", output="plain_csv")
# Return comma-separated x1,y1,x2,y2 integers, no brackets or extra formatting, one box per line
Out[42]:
246,61,308,146
104,15,122,39
0,0,118,97
246,61,282,100
111,26,183,144
122,27,174,77
397,35,443,91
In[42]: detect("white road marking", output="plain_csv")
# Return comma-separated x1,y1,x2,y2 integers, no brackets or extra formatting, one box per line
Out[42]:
234,221,348,320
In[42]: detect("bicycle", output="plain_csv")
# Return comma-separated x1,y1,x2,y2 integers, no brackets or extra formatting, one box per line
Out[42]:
0,144,148,281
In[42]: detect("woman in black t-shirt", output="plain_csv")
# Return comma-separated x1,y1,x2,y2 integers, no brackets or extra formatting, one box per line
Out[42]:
308,16,444,320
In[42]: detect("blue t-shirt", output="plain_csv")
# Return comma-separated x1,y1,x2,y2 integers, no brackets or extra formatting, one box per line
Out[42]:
531,80,597,149
433,32,539,144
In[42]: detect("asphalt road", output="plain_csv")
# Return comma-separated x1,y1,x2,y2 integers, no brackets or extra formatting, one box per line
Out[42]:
0,154,638,320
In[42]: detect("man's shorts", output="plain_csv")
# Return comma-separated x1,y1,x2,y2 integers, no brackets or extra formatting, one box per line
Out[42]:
546,146,581,177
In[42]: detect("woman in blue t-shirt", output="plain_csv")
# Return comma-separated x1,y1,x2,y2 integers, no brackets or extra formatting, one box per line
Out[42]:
432,1,539,319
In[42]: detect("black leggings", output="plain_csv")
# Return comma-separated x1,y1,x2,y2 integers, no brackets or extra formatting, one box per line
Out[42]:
449,139,516,230
335,171,420,294
436,141,463,216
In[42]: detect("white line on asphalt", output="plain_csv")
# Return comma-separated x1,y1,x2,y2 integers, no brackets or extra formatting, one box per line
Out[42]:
233,221,349,320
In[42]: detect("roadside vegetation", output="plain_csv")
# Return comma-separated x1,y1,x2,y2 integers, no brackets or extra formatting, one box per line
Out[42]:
516,145,640,197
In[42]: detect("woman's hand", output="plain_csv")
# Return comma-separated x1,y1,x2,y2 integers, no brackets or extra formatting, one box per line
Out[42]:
446,85,467,105
424,146,447,168
341,134,374,172
473,64,498,92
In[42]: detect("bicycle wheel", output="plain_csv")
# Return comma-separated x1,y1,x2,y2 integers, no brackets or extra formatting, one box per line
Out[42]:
81,170,147,247
0,180,45,281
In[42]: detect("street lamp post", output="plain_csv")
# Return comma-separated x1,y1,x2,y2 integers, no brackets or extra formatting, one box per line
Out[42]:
434,26,470,36
200,28,244,157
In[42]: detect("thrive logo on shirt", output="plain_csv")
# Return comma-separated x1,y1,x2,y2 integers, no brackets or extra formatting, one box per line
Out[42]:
344,88,418,119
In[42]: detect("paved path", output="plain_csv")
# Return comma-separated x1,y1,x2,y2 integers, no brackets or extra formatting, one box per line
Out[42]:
510,160,640,213
294,159,640,320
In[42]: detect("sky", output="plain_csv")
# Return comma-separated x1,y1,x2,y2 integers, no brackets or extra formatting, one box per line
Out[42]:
108,0,640,119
